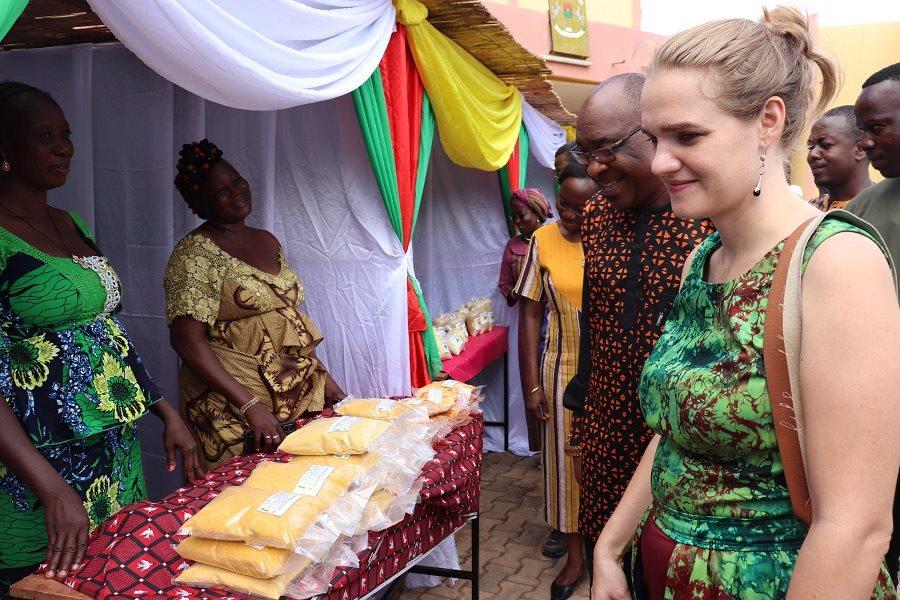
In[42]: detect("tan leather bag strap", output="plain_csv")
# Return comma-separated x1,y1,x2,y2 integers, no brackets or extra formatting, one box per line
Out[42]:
763,217,817,527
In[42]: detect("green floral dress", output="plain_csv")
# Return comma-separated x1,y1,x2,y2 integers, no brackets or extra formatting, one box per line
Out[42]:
0,213,159,571
638,216,896,598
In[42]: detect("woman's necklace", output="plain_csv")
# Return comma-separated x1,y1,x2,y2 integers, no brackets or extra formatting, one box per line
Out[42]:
0,202,121,317
0,201,78,258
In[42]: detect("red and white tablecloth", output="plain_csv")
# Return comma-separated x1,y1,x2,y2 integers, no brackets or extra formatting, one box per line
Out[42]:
56,415,483,600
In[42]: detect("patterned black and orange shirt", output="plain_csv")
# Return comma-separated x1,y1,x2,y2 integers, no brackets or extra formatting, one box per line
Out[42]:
573,196,713,538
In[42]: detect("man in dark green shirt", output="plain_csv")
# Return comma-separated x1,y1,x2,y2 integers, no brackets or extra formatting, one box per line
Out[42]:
846,60,900,584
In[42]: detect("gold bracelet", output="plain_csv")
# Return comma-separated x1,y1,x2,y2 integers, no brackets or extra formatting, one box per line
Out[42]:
527,386,541,397
238,396,260,416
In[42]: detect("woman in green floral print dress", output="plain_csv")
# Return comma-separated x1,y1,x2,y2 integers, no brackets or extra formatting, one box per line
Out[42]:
590,9,900,600
0,82,201,595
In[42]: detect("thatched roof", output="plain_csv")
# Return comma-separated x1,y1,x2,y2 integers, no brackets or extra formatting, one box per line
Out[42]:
1,0,574,125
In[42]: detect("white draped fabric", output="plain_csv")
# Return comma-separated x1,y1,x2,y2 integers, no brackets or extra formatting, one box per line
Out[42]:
414,145,557,455
522,97,568,169
85,0,396,110
0,42,410,496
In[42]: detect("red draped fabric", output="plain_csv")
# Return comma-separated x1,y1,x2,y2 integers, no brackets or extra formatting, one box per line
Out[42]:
380,25,430,387
380,24,422,251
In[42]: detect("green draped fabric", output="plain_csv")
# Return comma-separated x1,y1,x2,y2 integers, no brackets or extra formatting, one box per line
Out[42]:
414,97,442,377
352,68,442,379
497,124,530,237
0,0,27,42
352,72,403,240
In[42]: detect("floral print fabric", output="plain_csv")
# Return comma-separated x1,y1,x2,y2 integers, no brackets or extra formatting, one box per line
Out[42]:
0,214,156,569
164,234,327,470
638,216,896,598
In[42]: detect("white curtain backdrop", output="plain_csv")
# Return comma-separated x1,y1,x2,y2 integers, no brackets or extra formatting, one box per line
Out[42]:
0,42,558,491
414,144,557,455
86,0,395,110
522,97,568,169
0,42,410,496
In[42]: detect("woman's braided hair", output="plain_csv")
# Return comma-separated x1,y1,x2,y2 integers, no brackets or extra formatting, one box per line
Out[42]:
174,138,223,204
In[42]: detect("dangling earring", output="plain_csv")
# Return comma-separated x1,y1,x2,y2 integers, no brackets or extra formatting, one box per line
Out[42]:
0,155,10,173
753,152,767,197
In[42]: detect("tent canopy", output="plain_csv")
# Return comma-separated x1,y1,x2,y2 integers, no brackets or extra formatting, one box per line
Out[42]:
1,0,575,126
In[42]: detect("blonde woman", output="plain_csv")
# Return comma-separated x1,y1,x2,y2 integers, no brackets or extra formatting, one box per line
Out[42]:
591,8,900,600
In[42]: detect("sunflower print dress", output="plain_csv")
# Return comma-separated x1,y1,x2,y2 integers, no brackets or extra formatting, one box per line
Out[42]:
637,216,896,598
0,212,158,572
164,233,327,470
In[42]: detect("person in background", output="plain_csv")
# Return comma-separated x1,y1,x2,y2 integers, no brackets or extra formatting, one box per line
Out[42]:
592,10,898,599
515,160,598,600
498,188,552,307
165,139,346,471
846,61,900,585
564,73,713,587
807,105,872,211
0,82,200,593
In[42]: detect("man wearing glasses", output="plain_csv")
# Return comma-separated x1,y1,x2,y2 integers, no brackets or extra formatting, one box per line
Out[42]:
563,73,713,586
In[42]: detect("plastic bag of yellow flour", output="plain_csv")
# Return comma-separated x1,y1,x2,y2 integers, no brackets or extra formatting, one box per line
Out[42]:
277,416,391,455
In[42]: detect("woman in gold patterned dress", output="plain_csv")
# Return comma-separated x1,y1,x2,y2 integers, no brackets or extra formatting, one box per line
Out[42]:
164,140,346,470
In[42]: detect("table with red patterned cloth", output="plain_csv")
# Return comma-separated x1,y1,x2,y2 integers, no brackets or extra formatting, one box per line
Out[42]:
14,416,483,600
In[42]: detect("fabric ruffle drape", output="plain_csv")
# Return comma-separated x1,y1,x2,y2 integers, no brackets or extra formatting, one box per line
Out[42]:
352,25,442,385
522,98,567,170
0,0,27,42
394,0,522,172
86,0,395,110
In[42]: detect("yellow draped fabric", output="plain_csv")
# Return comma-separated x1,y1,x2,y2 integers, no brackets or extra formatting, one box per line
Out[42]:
394,0,522,171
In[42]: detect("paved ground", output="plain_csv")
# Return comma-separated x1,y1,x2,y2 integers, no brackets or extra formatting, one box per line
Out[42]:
397,452,590,600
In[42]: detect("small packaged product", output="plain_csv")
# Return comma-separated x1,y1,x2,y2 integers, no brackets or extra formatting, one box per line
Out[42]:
175,536,310,579
179,464,365,552
333,397,428,421
277,416,391,456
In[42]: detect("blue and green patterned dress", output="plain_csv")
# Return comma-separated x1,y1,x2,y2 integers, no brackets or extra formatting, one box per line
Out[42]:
638,216,896,598
0,212,159,574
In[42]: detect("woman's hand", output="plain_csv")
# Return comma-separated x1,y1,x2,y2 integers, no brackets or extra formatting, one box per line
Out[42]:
151,399,204,481
591,551,630,600
41,480,90,581
162,414,204,482
525,387,549,421
244,403,284,453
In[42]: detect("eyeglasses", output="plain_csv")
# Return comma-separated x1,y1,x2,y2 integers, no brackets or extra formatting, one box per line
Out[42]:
570,127,643,167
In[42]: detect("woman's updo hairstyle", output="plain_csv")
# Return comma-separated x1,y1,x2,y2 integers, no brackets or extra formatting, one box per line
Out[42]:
174,138,223,204
647,6,838,154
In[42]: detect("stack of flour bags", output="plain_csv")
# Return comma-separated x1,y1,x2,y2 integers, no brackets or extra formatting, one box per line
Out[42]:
335,380,482,441
174,411,436,599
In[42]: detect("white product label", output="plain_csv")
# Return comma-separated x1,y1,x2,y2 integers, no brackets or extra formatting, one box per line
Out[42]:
441,380,457,389
248,544,267,551
257,491,302,517
293,465,334,496
328,416,359,433
375,399,396,412
428,388,444,404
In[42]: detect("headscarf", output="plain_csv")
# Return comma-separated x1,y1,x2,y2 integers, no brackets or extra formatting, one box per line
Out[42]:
510,188,552,221
174,138,223,200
